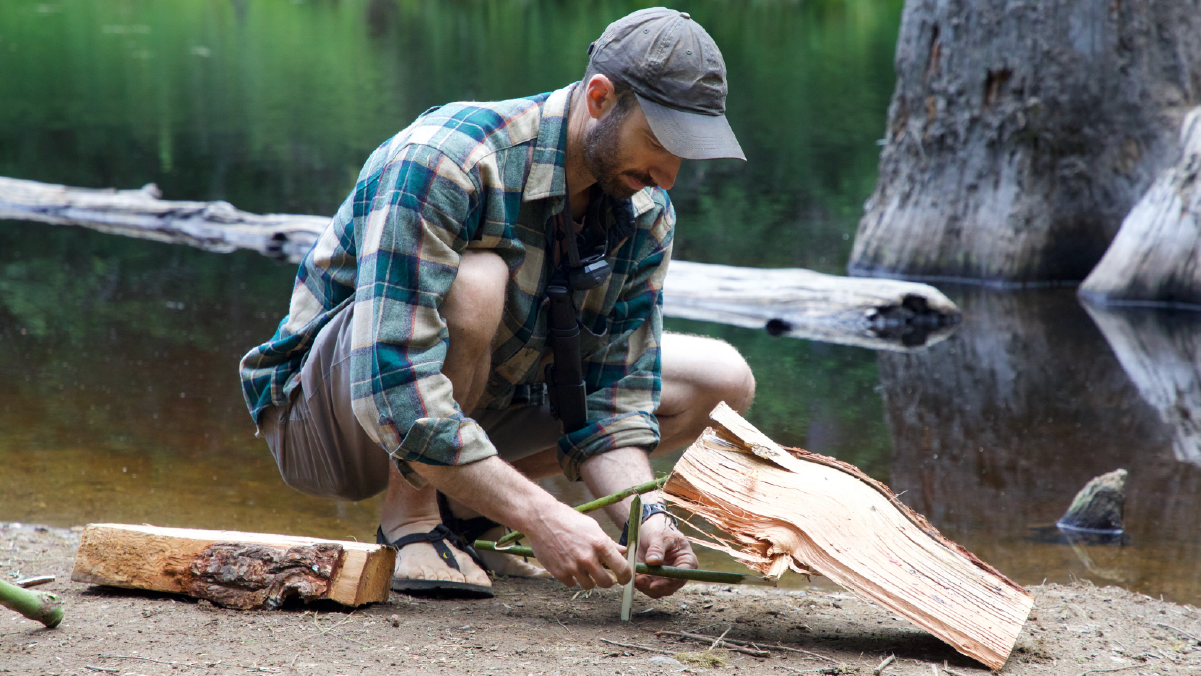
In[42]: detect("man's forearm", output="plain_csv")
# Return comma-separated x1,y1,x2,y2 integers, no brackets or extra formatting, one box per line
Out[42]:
578,446,659,528
407,456,561,534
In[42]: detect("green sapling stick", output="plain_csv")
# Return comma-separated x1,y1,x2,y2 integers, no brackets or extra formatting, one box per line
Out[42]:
494,475,670,548
0,578,64,628
473,541,777,587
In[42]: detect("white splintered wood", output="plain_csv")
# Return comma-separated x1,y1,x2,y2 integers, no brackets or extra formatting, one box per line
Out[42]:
664,405,1033,670
72,524,394,608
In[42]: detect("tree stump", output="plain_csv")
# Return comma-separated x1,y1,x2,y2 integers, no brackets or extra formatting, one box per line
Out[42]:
850,0,1201,285
1079,108,1201,307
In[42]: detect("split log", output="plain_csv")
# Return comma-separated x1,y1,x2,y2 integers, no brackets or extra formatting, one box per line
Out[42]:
663,261,961,351
1084,304,1201,468
1079,108,1201,308
1057,469,1127,534
850,0,1201,284
71,524,394,610
0,175,962,351
663,403,1032,670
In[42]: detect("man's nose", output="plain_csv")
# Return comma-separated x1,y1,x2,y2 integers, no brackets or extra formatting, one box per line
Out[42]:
651,159,680,191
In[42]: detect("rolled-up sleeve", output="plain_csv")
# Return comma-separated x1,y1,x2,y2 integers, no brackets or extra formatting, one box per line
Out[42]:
556,202,675,481
348,144,499,472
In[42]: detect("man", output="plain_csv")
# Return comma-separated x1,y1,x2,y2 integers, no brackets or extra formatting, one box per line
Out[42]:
240,7,754,599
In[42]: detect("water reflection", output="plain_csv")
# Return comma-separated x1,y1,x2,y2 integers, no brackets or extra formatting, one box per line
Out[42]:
877,288,1201,602
1086,305,1201,468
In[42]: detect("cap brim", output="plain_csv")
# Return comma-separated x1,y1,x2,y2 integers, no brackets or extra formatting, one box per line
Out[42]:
636,93,746,161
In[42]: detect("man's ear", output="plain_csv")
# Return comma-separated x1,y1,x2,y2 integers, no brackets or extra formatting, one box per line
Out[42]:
584,74,616,121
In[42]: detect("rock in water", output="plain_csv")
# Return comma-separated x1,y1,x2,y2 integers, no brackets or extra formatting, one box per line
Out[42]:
1057,469,1127,533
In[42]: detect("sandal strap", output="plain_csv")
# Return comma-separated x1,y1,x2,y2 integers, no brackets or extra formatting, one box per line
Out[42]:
375,523,488,574
436,491,503,544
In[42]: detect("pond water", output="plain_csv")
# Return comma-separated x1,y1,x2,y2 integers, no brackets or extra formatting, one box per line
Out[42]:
2,0,1199,605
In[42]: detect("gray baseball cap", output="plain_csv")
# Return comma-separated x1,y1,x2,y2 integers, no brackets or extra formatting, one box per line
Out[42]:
587,7,746,161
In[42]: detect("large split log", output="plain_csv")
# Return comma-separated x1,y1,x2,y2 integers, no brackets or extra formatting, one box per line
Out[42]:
663,261,960,351
1079,108,1201,308
850,0,1201,284
0,175,961,351
71,524,394,610
663,403,1033,670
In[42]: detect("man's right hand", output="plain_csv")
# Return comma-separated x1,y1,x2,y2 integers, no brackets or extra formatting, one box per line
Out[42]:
411,456,631,590
521,503,631,589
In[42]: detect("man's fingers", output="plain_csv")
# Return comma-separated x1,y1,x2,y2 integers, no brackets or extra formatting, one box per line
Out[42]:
600,541,633,585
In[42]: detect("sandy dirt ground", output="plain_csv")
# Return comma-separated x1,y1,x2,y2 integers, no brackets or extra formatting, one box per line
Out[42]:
2,522,1200,676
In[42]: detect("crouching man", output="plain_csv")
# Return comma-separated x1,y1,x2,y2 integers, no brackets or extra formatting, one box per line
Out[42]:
239,8,754,599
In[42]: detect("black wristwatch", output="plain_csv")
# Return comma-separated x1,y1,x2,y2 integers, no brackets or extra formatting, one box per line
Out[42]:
618,502,677,546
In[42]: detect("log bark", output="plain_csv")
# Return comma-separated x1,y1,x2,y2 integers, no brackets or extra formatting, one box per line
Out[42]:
71,524,394,610
663,403,1032,671
850,0,1201,285
663,261,960,351
0,175,961,351
1084,304,1201,468
1079,108,1201,307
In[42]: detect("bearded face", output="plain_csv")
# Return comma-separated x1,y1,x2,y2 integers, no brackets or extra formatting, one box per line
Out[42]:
582,96,656,200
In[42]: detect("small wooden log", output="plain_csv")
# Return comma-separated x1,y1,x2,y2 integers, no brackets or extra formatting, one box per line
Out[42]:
663,261,961,351
663,404,1033,671
71,524,394,610
1057,469,1127,533
0,176,961,351
1080,107,1201,307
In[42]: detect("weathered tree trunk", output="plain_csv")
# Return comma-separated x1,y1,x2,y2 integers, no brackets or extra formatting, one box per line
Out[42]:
664,404,1032,670
1079,108,1201,306
1085,304,1201,467
0,176,961,351
71,524,394,609
850,0,1201,285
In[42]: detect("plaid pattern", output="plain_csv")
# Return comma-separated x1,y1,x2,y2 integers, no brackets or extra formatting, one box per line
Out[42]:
240,85,674,481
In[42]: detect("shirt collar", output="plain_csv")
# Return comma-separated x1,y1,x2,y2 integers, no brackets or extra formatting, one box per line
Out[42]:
521,82,659,227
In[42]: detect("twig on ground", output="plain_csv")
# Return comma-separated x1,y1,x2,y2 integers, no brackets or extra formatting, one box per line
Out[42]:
100,655,201,667
1076,666,1145,676
710,626,732,651
1156,622,1201,642
15,576,55,588
656,630,815,660
598,637,675,655
873,654,896,675
84,667,119,674
941,659,973,676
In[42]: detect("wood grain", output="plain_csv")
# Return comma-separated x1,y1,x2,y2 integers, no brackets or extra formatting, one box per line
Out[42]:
664,404,1033,670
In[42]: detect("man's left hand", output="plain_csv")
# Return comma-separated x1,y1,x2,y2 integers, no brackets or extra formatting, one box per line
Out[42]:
633,509,697,598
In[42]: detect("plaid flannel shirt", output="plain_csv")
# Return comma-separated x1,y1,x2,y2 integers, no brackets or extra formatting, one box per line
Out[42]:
239,84,675,481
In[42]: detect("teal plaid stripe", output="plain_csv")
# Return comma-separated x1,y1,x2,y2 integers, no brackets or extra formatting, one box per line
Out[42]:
240,84,674,479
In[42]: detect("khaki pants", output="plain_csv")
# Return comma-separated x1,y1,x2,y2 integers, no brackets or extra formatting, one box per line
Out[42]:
260,303,561,501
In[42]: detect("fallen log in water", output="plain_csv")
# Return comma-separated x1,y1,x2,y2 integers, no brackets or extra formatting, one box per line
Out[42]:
663,403,1033,670
664,261,960,351
0,176,960,351
71,524,394,610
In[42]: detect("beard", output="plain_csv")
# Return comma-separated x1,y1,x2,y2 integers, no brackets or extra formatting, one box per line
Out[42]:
582,104,655,200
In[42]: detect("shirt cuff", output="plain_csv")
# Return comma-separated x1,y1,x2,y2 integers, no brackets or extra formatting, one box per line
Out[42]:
390,416,498,488
556,411,660,481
